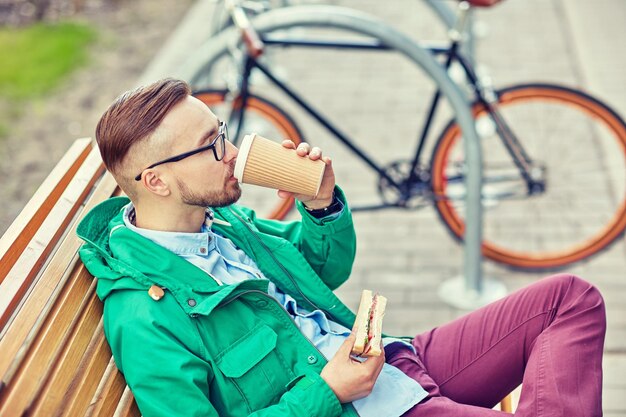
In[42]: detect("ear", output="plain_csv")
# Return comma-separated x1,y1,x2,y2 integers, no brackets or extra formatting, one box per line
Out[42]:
141,169,171,197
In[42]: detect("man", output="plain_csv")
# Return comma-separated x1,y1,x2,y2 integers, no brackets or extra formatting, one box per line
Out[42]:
77,78,606,417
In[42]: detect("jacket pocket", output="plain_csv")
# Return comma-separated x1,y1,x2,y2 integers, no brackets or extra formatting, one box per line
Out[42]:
215,324,294,412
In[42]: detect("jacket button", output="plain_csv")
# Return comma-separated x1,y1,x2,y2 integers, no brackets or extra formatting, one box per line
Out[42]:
307,355,318,364
187,298,197,307
148,285,164,301
256,300,268,308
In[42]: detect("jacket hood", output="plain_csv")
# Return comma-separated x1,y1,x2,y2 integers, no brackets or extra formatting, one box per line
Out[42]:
77,197,149,300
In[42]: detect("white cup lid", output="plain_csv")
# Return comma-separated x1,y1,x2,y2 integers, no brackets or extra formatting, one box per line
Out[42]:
234,133,256,182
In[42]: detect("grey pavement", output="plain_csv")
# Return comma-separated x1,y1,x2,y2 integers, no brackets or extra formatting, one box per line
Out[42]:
141,0,625,414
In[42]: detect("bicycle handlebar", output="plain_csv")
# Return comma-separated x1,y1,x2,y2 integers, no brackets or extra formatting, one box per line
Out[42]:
225,0,264,58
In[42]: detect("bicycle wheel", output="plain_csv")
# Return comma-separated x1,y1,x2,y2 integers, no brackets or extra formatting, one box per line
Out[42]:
193,89,304,220
431,83,626,270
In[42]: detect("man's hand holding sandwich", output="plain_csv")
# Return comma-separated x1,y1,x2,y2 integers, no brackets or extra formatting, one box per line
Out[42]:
320,290,387,403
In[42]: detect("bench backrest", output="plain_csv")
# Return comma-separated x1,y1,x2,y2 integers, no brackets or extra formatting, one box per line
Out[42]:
0,139,139,417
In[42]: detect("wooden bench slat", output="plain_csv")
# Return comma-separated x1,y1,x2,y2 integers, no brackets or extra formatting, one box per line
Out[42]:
57,320,113,417
500,392,513,412
0,138,94,281
27,292,106,416
85,357,128,417
0,259,94,388
0,173,118,383
29,316,111,417
0,268,99,415
113,387,140,417
0,146,106,331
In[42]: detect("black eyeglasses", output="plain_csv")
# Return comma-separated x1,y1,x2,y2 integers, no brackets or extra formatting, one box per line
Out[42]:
134,121,228,181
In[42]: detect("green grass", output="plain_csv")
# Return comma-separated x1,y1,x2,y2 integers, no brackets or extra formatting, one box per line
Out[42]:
0,22,97,99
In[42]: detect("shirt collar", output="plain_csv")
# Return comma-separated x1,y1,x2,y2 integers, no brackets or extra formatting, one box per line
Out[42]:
122,203,216,256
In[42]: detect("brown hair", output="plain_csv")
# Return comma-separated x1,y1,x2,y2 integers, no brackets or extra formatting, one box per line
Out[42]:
95,78,191,174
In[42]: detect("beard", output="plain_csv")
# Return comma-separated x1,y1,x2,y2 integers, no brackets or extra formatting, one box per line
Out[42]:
177,170,242,208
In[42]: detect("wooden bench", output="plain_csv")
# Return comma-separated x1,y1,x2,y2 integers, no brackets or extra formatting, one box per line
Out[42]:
0,138,139,417
0,138,514,416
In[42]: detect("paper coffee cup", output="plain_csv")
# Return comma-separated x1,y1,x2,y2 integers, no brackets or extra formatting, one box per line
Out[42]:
234,133,326,197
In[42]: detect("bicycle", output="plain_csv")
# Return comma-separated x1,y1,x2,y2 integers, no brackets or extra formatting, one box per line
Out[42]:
181,0,626,271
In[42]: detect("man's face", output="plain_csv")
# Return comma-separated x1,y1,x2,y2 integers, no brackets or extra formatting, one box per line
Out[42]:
156,95,241,208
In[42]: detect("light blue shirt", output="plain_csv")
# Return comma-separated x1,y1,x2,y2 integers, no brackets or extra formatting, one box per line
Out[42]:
123,204,427,417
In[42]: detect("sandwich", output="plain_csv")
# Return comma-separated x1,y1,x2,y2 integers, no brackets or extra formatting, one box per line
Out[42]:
351,290,387,357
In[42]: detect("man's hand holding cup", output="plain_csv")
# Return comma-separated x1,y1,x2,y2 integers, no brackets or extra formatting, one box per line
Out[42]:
278,140,336,210
233,134,335,209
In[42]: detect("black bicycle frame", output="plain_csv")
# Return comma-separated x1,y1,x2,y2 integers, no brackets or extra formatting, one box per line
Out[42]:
228,33,538,209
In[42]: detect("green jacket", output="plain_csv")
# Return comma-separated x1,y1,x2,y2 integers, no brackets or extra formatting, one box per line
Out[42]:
76,188,361,417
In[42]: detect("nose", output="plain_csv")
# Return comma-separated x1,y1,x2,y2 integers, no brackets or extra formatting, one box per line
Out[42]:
223,140,238,162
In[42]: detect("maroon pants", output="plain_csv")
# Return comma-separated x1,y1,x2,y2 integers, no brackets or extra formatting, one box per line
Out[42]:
388,274,606,417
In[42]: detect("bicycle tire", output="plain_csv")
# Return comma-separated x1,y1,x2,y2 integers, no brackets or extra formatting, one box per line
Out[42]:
431,83,626,270
193,89,304,220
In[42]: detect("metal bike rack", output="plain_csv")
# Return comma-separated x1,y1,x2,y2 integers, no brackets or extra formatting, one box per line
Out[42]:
180,5,507,309
424,1,506,308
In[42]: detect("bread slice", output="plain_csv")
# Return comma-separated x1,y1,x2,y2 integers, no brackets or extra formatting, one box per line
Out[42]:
351,290,387,357
352,290,374,355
